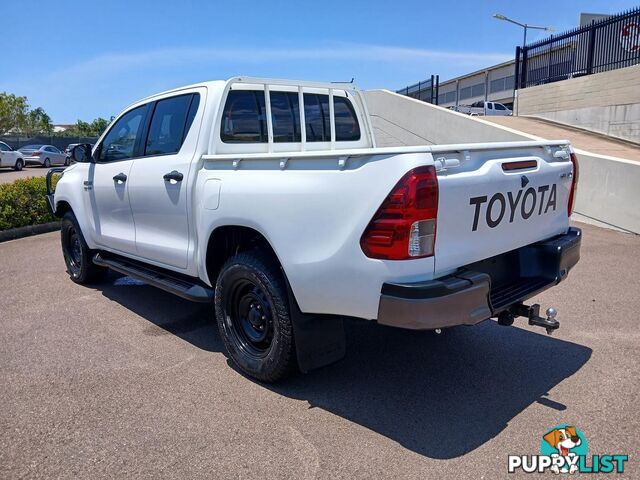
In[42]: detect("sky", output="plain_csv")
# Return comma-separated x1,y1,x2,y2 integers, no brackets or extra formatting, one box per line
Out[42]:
0,0,636,123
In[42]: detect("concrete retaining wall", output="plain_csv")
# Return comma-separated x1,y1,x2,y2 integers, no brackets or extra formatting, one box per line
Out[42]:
515,64,640,143
365,90,531,146
366,89,640,233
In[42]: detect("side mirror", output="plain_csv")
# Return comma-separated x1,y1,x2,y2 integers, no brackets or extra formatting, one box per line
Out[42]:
71,143,93,163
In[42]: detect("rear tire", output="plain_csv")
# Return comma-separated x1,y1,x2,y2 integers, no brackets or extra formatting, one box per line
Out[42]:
61,211,107,284
43,158,51,168
14,159,23,171
64,157,70,166
215,250,295,382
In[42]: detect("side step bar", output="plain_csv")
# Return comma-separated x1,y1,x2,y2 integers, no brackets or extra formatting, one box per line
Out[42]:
93,253,213,303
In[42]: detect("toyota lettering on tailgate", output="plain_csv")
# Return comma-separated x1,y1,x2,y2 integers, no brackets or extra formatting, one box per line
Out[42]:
469,184,557,231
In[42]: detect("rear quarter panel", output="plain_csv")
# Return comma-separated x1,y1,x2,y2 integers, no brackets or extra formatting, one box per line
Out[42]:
196,152,437,320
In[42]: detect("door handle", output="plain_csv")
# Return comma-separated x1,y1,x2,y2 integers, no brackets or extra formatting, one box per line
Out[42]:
163,170,184,182
113,173,127,184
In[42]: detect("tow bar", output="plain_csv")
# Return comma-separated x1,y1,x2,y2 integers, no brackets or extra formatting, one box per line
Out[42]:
497,303,560,334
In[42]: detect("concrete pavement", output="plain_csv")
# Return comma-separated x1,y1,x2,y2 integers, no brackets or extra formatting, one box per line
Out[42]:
0,224,638,479
0,166,49,185
482,116,640,161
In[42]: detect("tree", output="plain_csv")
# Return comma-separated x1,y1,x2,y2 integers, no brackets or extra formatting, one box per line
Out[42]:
22,107,53,136
0,92,28,135
63,117,111,137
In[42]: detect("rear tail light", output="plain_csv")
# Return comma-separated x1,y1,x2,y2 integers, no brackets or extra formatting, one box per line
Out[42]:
360,165,438,260
32,151,41,156
568,153,579,216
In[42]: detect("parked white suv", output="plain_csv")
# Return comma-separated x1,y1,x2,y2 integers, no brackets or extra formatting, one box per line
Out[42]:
48,77,581,382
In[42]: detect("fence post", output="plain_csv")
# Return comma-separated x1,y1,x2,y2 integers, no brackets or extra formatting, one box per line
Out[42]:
520,46,528,88
435,75,439,105
547,35,554,82
586,20,596,74
514,46,521,90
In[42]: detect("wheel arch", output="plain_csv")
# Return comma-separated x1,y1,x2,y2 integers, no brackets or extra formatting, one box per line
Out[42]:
205,225,285,288
54,200,72,218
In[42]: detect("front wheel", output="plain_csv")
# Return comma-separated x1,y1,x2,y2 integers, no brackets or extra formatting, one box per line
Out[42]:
14,159,23,171
64,156,70,166
215,250,295,382
61,211,107,284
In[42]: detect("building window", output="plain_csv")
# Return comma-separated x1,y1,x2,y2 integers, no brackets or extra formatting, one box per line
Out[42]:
490,78,505,93
471,83,485,97
459,86,472,100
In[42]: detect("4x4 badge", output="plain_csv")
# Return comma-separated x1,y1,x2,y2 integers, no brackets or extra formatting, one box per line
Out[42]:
521,175,530,188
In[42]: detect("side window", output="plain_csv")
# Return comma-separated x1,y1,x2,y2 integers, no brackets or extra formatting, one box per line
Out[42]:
334,96,361,141
487,103,493,110
270,92,301,143
98,104,148,162
145,94,197,156
494,103,506,111
182,94,200,143
0,142,10,151
221,90,266,143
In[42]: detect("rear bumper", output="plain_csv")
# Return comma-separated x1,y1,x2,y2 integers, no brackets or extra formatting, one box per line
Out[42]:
377,227,582,330
24,157,43,165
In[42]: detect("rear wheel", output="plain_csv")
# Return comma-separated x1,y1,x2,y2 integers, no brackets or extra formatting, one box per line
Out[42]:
43,158,51,168
64,156,70,166
14,159,23,171
215,250,295,382
61,211,107,284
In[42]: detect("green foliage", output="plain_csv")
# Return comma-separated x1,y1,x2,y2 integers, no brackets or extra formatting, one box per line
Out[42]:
0,92,54,136
22,107,54,136
0,92,29,135
60,117,112,137
0,176,59,230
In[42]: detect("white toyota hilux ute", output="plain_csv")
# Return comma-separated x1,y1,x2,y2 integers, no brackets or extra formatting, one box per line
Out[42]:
47,77,581,382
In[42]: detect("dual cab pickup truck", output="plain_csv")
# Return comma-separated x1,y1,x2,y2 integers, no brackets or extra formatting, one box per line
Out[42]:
48,77,581,382
456,101,513,116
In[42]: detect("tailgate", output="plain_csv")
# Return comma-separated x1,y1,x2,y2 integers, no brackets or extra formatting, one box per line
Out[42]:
434,144,574,276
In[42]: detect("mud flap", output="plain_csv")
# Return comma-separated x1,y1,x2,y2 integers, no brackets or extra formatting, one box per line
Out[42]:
285,281,346,373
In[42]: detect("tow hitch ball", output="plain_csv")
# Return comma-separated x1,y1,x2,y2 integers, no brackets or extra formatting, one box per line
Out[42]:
497,303,560,334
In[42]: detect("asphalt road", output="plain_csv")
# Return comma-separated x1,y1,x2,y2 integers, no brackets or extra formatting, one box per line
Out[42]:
0,223,638,479
0,166,50,184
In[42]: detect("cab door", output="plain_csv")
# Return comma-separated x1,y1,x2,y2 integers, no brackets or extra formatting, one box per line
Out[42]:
85,104,150,254
127,91,203,269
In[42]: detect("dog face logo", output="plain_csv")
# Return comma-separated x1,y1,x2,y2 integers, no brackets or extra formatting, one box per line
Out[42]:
544,426,581,456
540,425,588,474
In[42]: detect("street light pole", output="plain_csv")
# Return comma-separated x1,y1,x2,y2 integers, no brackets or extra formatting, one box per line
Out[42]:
493,13,553,48
493,14,553,116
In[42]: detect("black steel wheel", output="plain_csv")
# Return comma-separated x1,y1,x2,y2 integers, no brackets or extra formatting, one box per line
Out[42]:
60,211,107,284
215,250,295,382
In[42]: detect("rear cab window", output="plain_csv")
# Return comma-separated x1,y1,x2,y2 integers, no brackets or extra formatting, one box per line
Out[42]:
220,88,361,145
